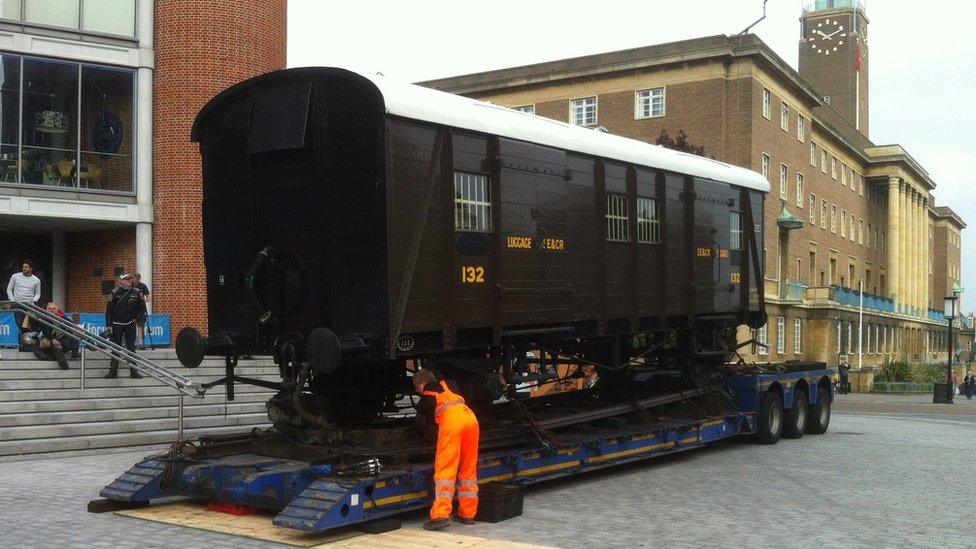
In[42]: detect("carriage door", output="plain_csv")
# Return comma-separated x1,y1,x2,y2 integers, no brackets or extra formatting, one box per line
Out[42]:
692,178,734,315
496,138,569,327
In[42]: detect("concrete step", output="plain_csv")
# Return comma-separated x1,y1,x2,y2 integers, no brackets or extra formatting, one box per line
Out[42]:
0,412,270,442
0,382,276,402
0,424,267,458
0,370,282,390
0,358,277,369
0,401,268,427
0,349,271,361
0,365,281,380
0,391,271,414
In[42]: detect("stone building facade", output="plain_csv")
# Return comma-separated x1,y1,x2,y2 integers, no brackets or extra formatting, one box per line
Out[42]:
423,1,963,368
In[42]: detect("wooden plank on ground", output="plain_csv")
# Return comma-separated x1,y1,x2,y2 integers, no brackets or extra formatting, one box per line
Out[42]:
116,502,552,548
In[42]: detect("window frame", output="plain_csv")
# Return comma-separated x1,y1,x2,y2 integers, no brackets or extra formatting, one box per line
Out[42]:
730,211,743,251
776,316,786,354
780,102,790,131
635,87,666,119
841,209,847,237
2,0,138,39
810,142,816,166
830,204,837,234
757,324,768,355
821,150,827,173
794,318,803,354
511,104,535,114
809,194,816,224
797,114,805,142
779,163,788,200
569,96,598,126
820,199,827,230
453,171,493,233
761,153,770,181
636,196,661,244
606,192,630,242
762,88,771,119
795,173,804,208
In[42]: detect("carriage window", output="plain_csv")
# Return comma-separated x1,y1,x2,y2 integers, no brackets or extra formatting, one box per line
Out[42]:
454,172,492,232
730,211,742,251
606,193,629,242
637,197,660,244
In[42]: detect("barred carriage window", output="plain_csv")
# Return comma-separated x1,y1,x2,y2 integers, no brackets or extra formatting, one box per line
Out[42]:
637,197,661,244
454,172,492,232
606,193,629,242
570,96,597,126
636,87,665,118
730,211,742,251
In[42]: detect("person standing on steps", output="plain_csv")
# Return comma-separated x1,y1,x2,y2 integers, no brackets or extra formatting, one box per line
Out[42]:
104,274,145,379
6,259,41,347
132,272,151,349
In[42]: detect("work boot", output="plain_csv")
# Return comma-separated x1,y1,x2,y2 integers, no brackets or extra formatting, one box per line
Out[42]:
129,368,143,379
104,368,118,379
423,518,450,531
452,515,476,525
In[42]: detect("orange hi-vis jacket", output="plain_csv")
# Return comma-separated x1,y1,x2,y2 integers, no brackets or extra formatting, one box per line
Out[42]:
423,380,480,520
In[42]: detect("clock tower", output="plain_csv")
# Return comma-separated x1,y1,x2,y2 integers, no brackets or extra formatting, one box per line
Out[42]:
798,0,869,136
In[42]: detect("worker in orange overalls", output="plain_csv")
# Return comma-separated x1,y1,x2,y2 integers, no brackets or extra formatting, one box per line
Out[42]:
413,369,480,530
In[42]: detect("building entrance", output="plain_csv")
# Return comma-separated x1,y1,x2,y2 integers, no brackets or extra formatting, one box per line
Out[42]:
1,231,53,305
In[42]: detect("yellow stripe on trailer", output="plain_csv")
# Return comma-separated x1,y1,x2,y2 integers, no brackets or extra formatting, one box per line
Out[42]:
363,490,428,509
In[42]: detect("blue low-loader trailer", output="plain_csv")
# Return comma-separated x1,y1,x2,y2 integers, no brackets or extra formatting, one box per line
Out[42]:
93,363,832,534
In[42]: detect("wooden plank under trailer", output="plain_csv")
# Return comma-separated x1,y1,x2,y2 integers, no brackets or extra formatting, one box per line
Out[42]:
93,368,833,534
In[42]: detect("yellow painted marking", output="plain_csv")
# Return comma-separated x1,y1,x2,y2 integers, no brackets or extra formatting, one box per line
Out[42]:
479,460,582,484
363,490,428,509
702,419,725,427
460,265,486,283
679,436,699,444
506,236,534,249
589,441,676,464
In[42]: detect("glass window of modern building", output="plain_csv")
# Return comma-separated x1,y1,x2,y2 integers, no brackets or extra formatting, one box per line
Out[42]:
2,0,136,38
0,54,134,192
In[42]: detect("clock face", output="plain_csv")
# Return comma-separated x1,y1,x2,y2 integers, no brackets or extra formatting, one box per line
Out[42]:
806,18,848,56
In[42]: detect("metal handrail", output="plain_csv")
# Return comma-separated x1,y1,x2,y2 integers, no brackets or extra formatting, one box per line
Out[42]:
2,301,205,399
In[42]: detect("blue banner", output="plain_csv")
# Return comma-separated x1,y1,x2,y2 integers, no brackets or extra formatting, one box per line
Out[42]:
145,314,171,346
75,312,172,347
0,312,17,347
0,312,171,348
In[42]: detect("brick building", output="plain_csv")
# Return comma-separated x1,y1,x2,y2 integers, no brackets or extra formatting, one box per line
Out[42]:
423,0,964,368
0,0,286,333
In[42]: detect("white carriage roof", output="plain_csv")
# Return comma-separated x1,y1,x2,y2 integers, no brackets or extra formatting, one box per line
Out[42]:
364,71,770,193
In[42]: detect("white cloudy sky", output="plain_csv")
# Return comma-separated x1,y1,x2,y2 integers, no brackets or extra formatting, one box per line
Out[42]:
288,0,976,309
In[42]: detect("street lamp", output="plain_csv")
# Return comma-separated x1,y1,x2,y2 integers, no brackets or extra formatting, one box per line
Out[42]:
944,285,964,404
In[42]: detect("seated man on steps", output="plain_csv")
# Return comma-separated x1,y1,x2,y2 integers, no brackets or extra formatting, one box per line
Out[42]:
31,302,78,370
104,274,144,379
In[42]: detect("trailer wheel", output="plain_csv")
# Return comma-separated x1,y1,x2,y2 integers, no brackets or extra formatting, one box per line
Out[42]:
805,390,831,434
753,392,783,444
782,391,807,439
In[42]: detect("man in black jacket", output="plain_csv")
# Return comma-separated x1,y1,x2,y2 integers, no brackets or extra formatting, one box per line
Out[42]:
104,274,145,379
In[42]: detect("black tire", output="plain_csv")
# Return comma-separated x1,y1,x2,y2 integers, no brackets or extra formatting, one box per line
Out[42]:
753,391,783,444
782,391,808,439
806,389,831,434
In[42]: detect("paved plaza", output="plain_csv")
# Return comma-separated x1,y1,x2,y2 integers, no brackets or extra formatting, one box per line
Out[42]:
3,398,976,548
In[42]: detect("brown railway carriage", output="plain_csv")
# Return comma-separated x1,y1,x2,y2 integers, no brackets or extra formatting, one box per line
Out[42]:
186,67,769,423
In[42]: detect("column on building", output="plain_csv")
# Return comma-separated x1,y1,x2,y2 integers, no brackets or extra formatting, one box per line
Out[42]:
914,190,922,313
887,177,901,309
923,198,929,309
135,0,153,312
901,182,911,313
908,189,917,314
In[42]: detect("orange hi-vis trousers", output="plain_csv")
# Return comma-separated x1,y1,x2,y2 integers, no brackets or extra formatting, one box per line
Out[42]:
424,381,480,520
